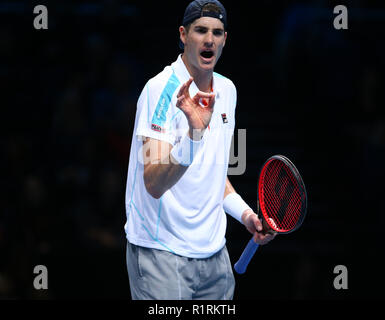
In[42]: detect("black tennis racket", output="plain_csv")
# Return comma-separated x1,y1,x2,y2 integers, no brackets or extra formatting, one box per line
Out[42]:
234,155,307,274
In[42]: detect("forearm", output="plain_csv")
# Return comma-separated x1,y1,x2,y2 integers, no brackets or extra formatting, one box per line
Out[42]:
144,158,188,199
143,132,203,198
223,180,271,242
142,136,188,198
224,177,236,199
143,76,213,198
223,177,252,223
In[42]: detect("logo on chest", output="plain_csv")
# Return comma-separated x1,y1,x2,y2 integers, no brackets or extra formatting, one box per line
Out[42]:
221,113,228,124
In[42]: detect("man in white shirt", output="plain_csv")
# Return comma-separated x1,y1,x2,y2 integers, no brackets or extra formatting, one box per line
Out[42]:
125,0,275,300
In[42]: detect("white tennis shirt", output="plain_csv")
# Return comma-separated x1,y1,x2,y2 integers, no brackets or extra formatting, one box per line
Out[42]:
124,54,237,258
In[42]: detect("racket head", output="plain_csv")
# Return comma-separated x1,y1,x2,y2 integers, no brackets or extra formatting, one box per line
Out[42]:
258,155,307,234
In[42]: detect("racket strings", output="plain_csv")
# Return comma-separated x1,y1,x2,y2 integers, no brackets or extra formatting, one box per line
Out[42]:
262,160,303,232
272,163,302,229
264,167,295,229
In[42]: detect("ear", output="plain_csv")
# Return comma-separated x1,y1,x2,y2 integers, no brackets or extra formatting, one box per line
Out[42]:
179,26,187,47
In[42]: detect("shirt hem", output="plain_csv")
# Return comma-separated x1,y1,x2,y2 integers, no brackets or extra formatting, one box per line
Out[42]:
125,234,226,259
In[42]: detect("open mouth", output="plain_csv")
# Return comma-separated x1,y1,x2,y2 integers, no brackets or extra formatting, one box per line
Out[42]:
200,50,214,59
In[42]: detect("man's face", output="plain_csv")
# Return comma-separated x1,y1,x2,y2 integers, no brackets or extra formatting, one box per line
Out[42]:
180,17,227,73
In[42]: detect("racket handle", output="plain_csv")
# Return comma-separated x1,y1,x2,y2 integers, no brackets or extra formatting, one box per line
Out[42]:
234,237,260,274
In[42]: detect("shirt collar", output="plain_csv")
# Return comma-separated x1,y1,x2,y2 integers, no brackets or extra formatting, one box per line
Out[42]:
171,54,220,97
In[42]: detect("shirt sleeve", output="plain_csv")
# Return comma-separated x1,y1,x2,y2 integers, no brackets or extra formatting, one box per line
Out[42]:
136,75,181,146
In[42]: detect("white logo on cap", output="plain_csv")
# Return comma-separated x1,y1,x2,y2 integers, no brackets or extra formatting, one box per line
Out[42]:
219,14,223,19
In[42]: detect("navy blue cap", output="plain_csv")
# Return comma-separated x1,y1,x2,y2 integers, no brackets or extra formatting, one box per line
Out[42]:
179,0,227,50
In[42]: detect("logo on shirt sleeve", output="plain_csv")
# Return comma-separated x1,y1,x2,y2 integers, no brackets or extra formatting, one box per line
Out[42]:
221,113,228,123
151,123,164,132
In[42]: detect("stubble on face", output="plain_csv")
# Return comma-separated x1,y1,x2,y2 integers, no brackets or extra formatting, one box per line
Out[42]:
180,17,227,76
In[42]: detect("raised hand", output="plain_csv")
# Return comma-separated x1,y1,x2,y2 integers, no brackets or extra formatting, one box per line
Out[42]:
176,77,215,140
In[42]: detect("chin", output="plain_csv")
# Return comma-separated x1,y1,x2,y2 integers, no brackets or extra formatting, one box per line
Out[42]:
198,60,216,71
199,64,215,72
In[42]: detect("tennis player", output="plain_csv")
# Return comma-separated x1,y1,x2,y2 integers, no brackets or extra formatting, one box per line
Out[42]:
124,0,275,300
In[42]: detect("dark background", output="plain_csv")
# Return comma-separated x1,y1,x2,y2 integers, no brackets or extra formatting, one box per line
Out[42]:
1,0,384,299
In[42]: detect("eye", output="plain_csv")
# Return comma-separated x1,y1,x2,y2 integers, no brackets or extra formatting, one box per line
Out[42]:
213,29,224,36
195,27,207,34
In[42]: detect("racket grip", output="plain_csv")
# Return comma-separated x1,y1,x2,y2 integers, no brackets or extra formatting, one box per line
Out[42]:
234,237,260,274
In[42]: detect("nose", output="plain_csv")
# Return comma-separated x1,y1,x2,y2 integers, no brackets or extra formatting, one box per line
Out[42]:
204,32,214,47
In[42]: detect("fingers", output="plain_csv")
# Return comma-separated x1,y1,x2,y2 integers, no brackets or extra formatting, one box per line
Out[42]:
242,208,277,246
253,230,277,245
193,91,215,101
205,94,215,109
186,77,193,88
177,83,185,98
243,212,262,234
253,216,263,233
177,77,216,109
177,77,193,99
176,94,185,109
193,91,215,106
195,91,215,99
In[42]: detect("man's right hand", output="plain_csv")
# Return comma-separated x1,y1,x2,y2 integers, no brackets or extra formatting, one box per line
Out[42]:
176,77,215,140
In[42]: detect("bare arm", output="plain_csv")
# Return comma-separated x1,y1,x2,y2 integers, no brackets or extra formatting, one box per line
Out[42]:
224,176,236,198
143,137,188,199
143,77,215,199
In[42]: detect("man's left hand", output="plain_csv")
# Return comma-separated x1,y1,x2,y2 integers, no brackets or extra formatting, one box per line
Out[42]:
241,209,277,245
